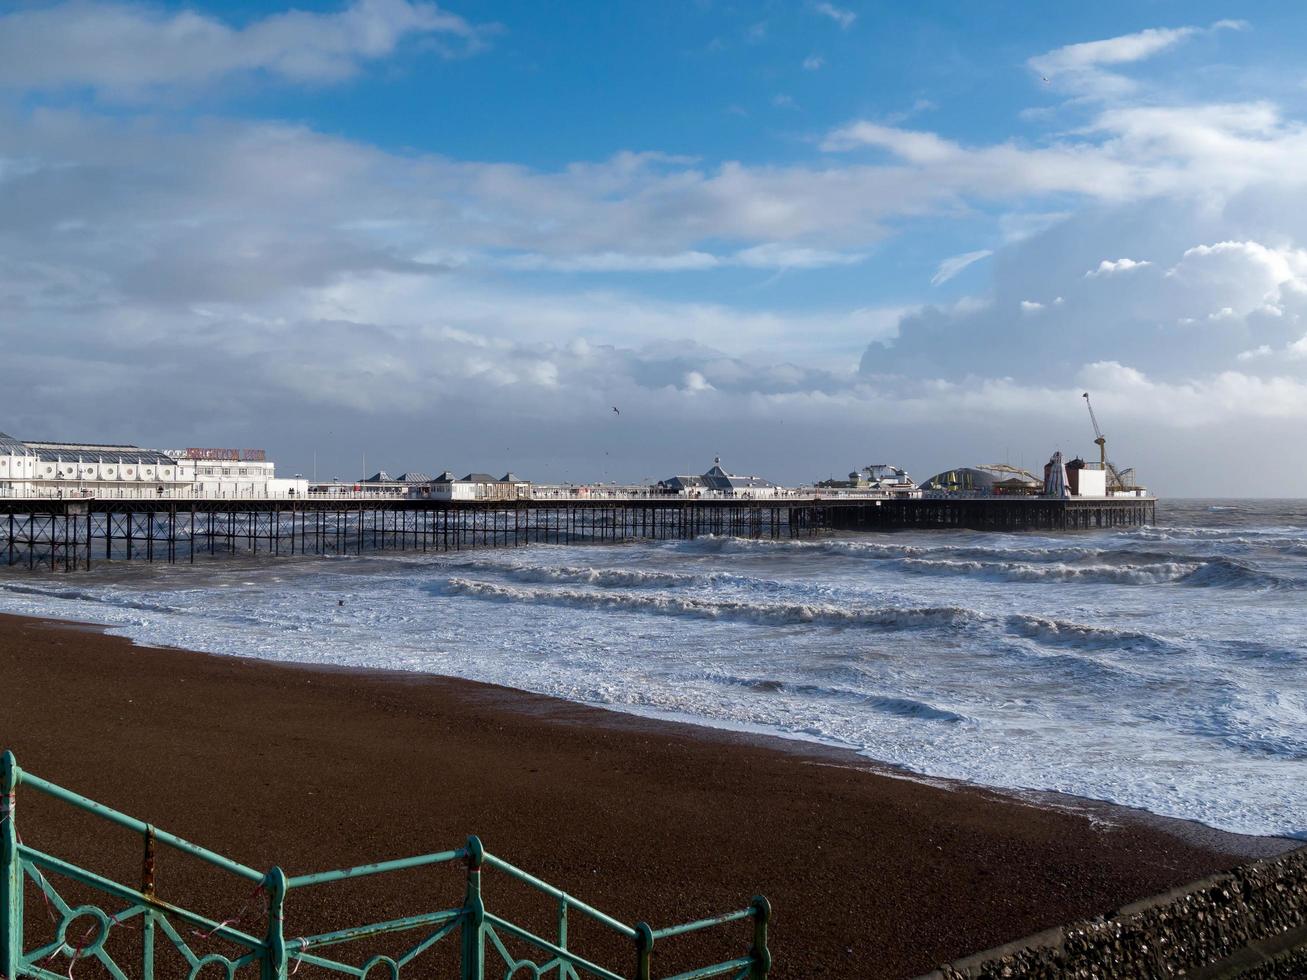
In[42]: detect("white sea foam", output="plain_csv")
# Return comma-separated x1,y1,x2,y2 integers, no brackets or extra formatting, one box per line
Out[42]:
440,576,982,630
445,559,773,591
1,498,1305,839
894,558,1202,586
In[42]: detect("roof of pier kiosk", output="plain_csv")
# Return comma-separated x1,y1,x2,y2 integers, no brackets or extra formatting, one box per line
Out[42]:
0,432,32,455
702,460,778,491
22,441,177,465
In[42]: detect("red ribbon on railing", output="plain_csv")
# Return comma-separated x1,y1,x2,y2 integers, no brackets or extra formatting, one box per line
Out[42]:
11,824,59,928
290,937,311,974
43,910,134,980
11,791,135,980
191,880,266,940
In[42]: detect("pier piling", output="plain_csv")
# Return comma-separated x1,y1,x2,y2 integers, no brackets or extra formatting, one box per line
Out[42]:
0,496,1155,572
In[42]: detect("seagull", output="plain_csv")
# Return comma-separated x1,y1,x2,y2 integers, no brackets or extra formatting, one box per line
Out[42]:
1040,75,1051,85
612,406,621,415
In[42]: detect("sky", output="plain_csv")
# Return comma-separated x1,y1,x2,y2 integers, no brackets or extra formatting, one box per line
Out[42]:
3,1,1307,494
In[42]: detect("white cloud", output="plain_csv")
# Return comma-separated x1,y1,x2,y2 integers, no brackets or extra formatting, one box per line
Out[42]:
10,84,1307,278
860,210,1307,485
1029,20,1247,98
1077,360,1307,424
1163,241,1307,322
1171,241,1307,287
1085,257,1152,277
931,249,992,286
821,100,1307,222
502,251,721,272
803,55,825,71
3,15,1307,490
772,93,798,110
0,0,492,97
812,3,856,30
733,243,864,269
499,244,864,272
1034,26,1200,73
683,371,714,392
820,121,958,161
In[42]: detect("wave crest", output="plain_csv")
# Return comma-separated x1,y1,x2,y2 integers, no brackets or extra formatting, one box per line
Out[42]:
439,577,982,631
1005,614,1174,653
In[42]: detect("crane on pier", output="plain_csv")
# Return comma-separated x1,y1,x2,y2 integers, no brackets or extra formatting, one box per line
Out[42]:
1082,392,1132,491
1083,392,1107,470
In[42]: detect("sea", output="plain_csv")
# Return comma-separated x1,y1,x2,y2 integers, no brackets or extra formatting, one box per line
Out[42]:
2,498,1304,840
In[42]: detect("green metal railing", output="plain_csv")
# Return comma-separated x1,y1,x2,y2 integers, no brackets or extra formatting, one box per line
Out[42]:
1,751,770,980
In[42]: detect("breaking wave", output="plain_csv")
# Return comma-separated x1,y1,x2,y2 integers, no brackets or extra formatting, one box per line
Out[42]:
703,672,969,722
3,496,1306,839
439,577,983,631
444,559,773,591
0,581,183,615
893,558,1202,586
1177,557,1300,590
1004,614,1176,654
675,536,1303,589
890,556,1298,589
673,535,1099,564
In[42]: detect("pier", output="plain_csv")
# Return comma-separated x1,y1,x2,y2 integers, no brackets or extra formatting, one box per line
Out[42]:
0,495,1156,571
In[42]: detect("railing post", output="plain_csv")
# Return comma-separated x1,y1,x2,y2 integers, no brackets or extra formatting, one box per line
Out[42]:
557,894,568,960
633,922,653,980
141,825,156,980
261,867,288,980
1,751,21,980
749,896,771,979
460,835,484,980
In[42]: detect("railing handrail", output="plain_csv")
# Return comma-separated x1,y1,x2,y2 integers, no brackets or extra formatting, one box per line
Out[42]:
1,750,770,979
483,851,638,938
286,848,466,889
18,769,266,882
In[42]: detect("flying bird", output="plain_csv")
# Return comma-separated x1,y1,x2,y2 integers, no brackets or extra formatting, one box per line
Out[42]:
612,406,621,415
1040,75,1051,85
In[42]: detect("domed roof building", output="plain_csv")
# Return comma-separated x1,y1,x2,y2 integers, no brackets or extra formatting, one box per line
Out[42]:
920,464,1042,496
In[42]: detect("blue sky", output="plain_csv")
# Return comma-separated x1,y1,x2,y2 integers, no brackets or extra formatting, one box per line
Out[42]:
3,1,1307,492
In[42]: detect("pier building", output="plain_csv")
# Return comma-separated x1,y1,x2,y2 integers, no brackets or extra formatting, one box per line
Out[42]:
170,448,308,498
921,464,1044,496
0,427,1157,571
358,471,434,496
428,472,530,500
816,464,921,497
657,458,781,498
0,432,188,497
0,434,309,500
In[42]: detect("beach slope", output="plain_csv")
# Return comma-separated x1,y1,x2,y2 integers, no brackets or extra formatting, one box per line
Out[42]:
0,613,1278,978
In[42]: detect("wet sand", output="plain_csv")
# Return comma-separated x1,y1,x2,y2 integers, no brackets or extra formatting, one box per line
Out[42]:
0,612,1288,978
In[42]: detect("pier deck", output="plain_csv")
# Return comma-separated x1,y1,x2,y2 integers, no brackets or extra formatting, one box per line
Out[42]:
0,495,1155,571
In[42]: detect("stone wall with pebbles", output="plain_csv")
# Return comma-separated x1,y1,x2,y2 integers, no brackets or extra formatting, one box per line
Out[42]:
918,845,1307,979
